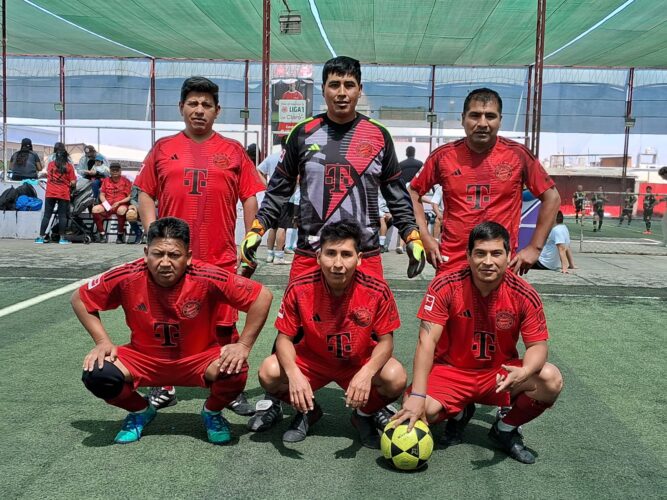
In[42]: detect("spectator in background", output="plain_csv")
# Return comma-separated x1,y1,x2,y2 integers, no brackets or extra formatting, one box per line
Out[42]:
91,162,132,243
246,144,260,166
533,211,577,273
618,188,636,226
125,185,144,244
399,146,423,186
35,142,76,245
660,167,667,246
258,136,290,264
76,145,110,201
10,138,43,180
572,185,586,224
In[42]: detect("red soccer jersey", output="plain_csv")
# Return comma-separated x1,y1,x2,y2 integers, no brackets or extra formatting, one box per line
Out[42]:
78,258,262,360
101,176,132,205
45,161,76,200
275,270,400,367
134,132,265,268
417,268,549,370
410,137,555,270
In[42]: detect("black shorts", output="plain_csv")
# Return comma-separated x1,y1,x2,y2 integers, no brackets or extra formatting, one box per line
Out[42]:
595,208,604,218
574,202,583,211
644,208,653,218
278,202,298,229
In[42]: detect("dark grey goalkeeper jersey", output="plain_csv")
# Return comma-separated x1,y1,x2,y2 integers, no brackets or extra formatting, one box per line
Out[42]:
257,113,417,256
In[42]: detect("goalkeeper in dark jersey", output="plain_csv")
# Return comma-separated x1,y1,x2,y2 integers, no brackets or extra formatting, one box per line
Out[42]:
618,188,636,226
240,56,425,282
590,187,608,232
572,185,586,224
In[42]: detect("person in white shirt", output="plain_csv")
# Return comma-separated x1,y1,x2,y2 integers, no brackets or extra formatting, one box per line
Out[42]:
534,211,577,273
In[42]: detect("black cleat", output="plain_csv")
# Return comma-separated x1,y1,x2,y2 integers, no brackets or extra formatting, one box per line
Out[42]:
351,411,381,449
116,233,126,244
489,421,536,464
147,386,177,409
372,404,397,431
282,403,323,443
247,397,283,432
226,391,255,416
441,402,476,447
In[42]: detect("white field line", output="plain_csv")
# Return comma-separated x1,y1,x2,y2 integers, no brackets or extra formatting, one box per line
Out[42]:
0,278,89,319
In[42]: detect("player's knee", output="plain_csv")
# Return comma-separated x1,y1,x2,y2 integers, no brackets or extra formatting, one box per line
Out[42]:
258,355,281,387
539,363,564,398
81,361,125,400
378,360,407,396
117,206,128,216
91,205,104,214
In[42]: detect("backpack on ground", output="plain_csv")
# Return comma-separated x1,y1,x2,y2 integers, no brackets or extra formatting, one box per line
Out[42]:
16,182,38,198
0,186,18,211
16,194,43,211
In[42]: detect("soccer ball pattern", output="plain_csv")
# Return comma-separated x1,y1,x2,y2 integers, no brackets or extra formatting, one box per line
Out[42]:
381,420,434,470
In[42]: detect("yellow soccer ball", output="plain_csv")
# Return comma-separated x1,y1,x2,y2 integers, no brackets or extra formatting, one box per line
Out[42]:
381,420,434,470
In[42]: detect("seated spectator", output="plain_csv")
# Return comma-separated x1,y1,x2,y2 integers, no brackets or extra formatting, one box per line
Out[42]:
91,162,132,243
76,145,110,200
246,143,260,166
10,138,43,180
533,211,577,273
125,185,144,244
35,143,76,245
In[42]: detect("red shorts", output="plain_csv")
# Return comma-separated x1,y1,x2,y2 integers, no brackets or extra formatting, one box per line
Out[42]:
289,253,384,281
292,354,369,393
423,359,523,423
116,345,248,391
96,204,129,218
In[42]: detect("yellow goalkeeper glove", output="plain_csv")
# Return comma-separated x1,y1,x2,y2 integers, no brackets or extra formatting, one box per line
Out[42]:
240,219,265,270
405,230,426,278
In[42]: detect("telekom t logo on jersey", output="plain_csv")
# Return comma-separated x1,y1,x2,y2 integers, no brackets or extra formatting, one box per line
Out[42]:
327,332,352,359
184,168,208,195
466,184,491,210
472,330,495,360
154,322,180,347
325,164,353,193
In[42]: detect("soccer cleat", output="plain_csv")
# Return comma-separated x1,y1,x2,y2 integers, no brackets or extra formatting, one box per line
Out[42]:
58,238,72,245
95,233,108,243
440,403,476,447
147,386,177,409
350,411,381,449
226,391,255,416
495,406,523,435
132,228,144,244
114,404,157,444
116,234,126,244
34,237,45,244
372,404,397,431
247,397,283,432
283,403,323,443
273,257,289,265
489,420,535,464
201,408,232,445
395,246,405,255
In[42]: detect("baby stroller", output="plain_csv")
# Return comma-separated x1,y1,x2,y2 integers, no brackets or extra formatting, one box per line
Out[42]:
49,178,96,244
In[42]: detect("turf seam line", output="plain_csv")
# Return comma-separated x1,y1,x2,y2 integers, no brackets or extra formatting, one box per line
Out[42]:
0,277,91,319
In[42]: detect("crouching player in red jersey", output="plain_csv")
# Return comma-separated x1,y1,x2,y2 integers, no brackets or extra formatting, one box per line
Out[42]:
248,220,407,448
72,217,272,445
392,221,563,463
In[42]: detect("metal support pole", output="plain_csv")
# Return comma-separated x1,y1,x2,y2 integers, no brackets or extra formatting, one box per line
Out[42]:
2,0,6,176
531,0,546,159
244,59,249,147
261,0,271,162
429,64,436,154
60,56,65,143
150,58,156,146
524,65,532,149
620,67,634,212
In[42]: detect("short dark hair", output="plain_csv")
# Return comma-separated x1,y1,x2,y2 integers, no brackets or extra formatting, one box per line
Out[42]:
146,217,190,247
556,210,564,224
319,219,362,252
180,76,219,106
406,146,415,157
467,221,510,254
463,88,503,115
322,56,361,85
646,185,652,191
659,166,667,178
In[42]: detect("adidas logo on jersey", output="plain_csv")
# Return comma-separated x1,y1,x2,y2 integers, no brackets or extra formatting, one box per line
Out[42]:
170,154,179,160
312,313,321,322
458,309,472,318
308,144,321,152
452,169,462,176
134,303,148,312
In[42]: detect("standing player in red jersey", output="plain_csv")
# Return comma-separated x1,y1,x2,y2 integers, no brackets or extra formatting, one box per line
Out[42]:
247,220,407,449
73,217,272,445
409,88,561,275
135,77,265,414
392,222,563,464
241,56,425,282
91,162,133,243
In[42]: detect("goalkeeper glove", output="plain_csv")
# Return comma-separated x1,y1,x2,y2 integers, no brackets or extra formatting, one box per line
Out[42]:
240,219,265,270
405,230,426,278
